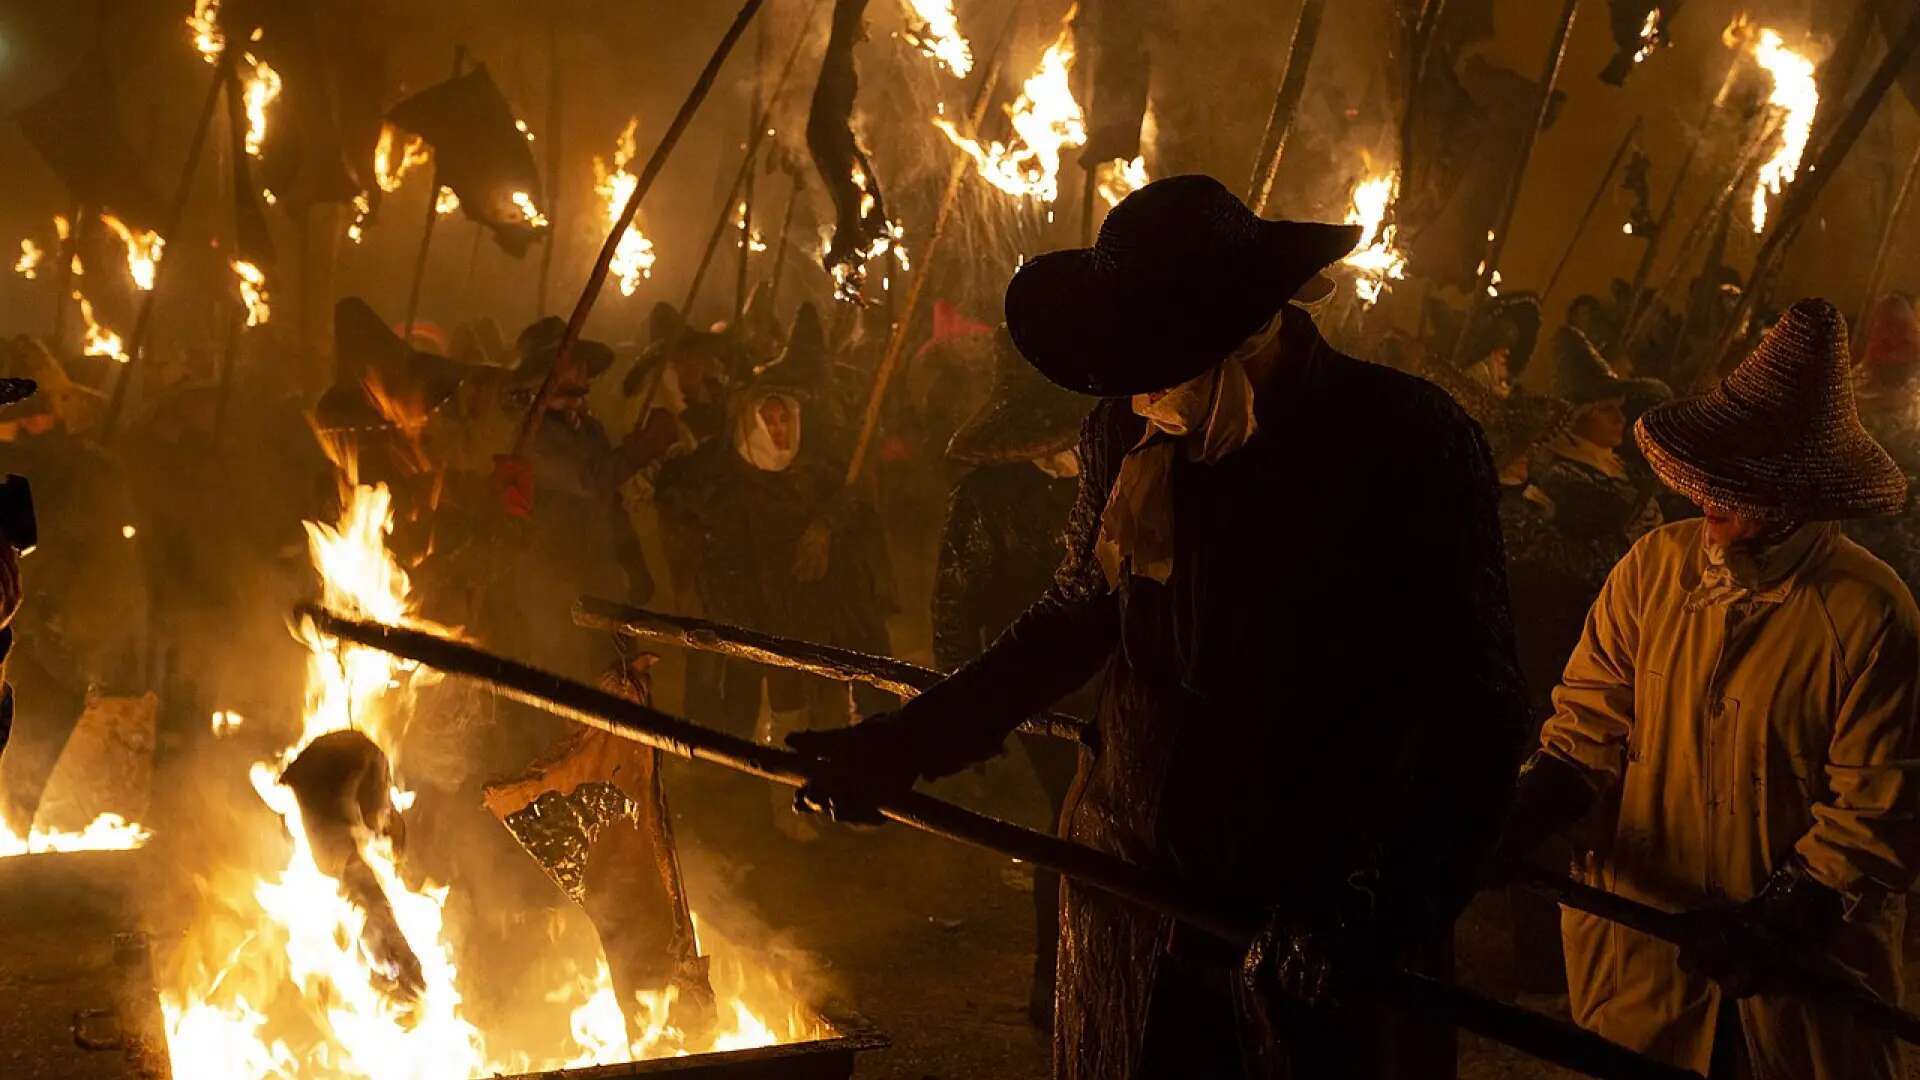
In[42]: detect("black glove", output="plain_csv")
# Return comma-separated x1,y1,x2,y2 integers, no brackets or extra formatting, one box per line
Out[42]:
1242,895,1386,1010
1487,752,1596,882
1680,860,1844,998
785,713,926,827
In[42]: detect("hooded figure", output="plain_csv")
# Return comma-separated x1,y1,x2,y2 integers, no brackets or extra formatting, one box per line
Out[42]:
789,175,1528,1078
1499,298,1920,1080
655,304,891,837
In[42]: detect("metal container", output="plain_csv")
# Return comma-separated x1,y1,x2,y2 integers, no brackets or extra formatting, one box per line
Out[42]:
505,1018,890,1080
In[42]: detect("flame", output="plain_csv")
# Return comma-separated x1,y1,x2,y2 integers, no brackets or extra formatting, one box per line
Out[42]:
594,118,658,296
1094,156,1149,208
933,26,1086,203
1744,28,1818,233
1634,8,1664,64
75,292,130,363
348,193,372,245
188,0,224,62
14,239,44,280
232,260,270,327
239,52,283,158
374,125,431,194
1340,172,1407,307
736,202,767,254
0,809,150,857
434,188,461,216
99,213,165,291
900,0,973,76
511,191,550,230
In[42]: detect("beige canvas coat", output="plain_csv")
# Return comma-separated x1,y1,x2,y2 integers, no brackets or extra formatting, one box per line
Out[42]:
1539,519,1920,1079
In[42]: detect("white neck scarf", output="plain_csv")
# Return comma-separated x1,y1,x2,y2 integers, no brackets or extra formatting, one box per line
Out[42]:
735,394,802,472
1686,522,1828,611
1093,311,1278,586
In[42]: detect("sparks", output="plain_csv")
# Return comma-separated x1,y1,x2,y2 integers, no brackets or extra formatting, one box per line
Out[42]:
511,191,550,230
933,26,1087,203
1340,172,1408,307
1094,156,1149,208
1743,28,1819,233
594,118,658,295
238,52,282,158
187,0,223,62
231,260,269,327
899,0,974,77
98,213,165,291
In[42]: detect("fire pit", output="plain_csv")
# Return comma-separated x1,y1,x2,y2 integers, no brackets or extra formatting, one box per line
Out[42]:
506,1019,888,1080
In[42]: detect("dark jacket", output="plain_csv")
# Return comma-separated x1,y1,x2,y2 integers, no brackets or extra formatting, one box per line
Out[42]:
891,310,1529,1078
932,462,1079,672
1499,484,1616,722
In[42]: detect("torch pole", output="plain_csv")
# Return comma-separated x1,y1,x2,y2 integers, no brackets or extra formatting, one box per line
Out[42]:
841,0,1023,487
511,0,769,461
49,202,85,353
681,0,825,318
1857,139,1920,339
101,62,227,439
734,15,769,324
1710,8,1920,376
535,16,565,317
767,170,805,309
1244,0,1327,214
1540,116,1640,305
301,606,1700,1080
404,47,467,342
1460,0,1579,348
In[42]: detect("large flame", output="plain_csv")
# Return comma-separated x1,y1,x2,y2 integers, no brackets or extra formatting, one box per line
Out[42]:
375,125,432,194
1743,27,1818,233
594,118,659,296
188,0,224,63
1341,172,1408,307
99,213,165,292
933,26,1087,203
239,51,283,158
232,260,270,327
75,292,130,363
0,810,150,857
900,0,973,77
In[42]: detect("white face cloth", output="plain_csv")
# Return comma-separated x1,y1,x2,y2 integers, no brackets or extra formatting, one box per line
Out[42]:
735,393,802,472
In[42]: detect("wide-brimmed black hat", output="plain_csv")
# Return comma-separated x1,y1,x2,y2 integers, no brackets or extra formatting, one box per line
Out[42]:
316,298,465,434
1554,327,1670,407
1636,298,1906,521
749,303,827,400
511,316,616,384
1460,293,1543,376
1005,174,1361,396
948,326,1089,466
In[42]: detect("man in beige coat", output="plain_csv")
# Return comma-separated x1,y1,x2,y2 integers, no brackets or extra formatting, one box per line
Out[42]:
1499,298,1920,1079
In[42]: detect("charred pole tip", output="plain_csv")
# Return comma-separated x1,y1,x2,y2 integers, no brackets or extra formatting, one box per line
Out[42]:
1244,0,1327,215
842,0,1025,488
513,0,768,460
572,595,1092,745
300,605,1701,1080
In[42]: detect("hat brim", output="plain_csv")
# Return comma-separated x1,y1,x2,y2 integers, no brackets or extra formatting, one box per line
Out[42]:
1635,399,1908,520
1005,220,1362,397
946,383,1089,465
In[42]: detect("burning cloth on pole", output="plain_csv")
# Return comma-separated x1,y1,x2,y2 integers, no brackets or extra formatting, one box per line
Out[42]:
15,59,166,231
386,65,549,257
807,0,896,300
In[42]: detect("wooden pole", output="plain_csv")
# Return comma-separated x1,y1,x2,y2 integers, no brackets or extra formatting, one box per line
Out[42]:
1541,117,1641,304
1463,0,1579,320
49,203,85,351
405,47,468,341
1244,0,1328,214
535,17,565,317
1857,139,1920,339
841,1,1023,487
511,0,768,460
302,605,1704,1080
767,170,805,309
1611,134,1701,356
1712,9,1920,373
734,16,769,324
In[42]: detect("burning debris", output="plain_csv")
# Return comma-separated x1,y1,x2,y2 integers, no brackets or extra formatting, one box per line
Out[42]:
808,0,904,302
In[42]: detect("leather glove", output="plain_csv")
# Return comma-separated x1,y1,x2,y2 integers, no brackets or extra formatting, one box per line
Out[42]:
1487,751,1596,883
785,713,925,826
1680,860,1844,998
1242,897,1386,1010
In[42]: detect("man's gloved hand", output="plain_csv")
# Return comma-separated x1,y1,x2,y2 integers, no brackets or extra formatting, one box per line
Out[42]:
1242,902,1386,1010
786,714,924,826
1680,860,1844,998
1487,751,1597,883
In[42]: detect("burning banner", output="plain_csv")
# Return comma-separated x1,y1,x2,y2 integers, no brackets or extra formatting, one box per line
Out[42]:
15,61,166,234
934,24,1087,203
807,0,905,301
387,65,551,257
1729,21,1820,233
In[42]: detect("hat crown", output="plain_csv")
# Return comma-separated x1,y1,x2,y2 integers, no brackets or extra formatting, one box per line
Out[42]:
1095,175,1262,268
1723,299,1855,438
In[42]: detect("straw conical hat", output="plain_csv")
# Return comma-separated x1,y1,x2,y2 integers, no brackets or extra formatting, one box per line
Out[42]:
1634,298,1906,521
948,327,1089,465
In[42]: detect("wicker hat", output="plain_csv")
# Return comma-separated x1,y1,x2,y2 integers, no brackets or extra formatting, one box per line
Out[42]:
748,303,828,400
1634,298,1906,521
948,326,1089,465
1419,356,1568,467
1004,175,1361,397
1553,327,1669,407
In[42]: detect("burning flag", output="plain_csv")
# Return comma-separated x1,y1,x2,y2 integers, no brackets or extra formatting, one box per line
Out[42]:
808,0,904,301
899,0,973,76
595,118,659,295
1341,171,1409,306
1734,23,1819,233
374,124,431,193
98,213,165,291
386,64,549,256
934,25,1087,203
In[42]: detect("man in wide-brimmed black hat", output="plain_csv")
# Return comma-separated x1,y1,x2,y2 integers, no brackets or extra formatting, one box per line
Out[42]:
1497,298,1920,1080
788,175,1530,1078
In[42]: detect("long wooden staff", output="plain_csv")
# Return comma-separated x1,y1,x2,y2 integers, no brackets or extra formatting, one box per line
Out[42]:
535,17,565,317
1540,117,1640,305
1244,0,1328,214
304,606,1701,1080
509,0,768,464
841,0,1024,487
404,47,467,340
1857,139,1920,339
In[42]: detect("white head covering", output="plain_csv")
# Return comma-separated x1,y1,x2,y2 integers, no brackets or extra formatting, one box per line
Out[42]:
736,393,802,472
